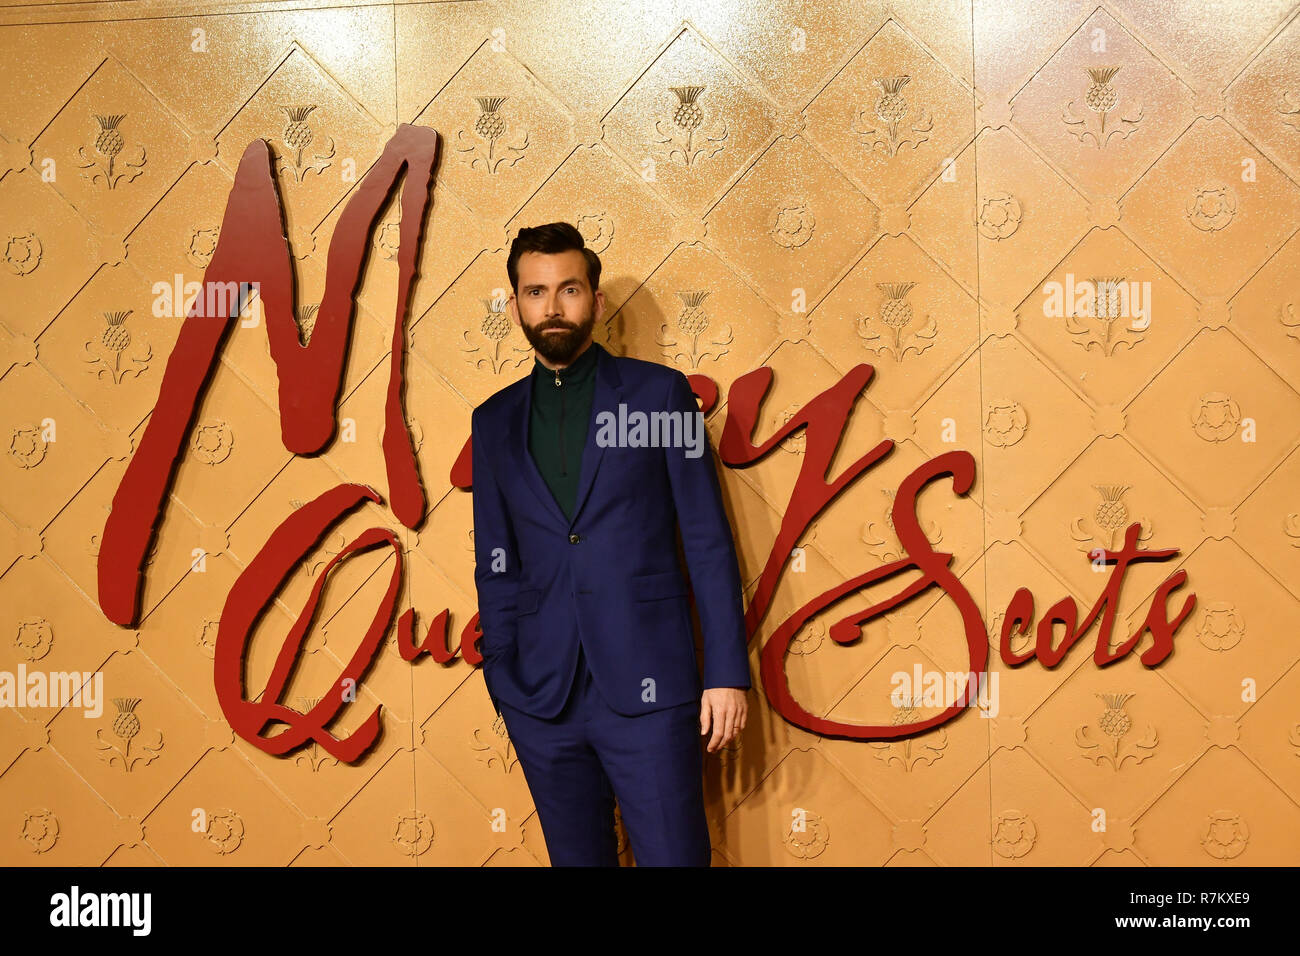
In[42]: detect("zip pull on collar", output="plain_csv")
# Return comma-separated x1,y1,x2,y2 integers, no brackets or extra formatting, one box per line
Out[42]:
554,369,561,387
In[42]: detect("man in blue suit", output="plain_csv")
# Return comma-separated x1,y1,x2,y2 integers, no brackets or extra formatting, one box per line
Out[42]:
471,222,751,866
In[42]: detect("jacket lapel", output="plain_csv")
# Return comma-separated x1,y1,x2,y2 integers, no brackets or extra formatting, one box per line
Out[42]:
504,342,622,530
569,344,621,526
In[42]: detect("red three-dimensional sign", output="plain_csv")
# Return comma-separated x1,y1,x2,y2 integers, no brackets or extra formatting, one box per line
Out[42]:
96,124,1197,763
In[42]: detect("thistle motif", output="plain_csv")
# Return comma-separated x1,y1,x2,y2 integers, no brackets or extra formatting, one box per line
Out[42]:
861,489,941,563
292,697,339,772
261,304,320,360
474,96,507,141
95,697,164,772
1085,67,1121,115
102,311,131,352
1097,693,1132,736
275,105,335,183
1063,67,1143,148
470,711,518,773
76,113,146,188
460,297,531,374
294,516,348,578
851,75,934,157
1094,484,1129,538
1064,276,1145,357
455,96,529,174
991,609,1033,657
855,281,936,361
82,310,152,384
656,290,733,370
1075,692,1158,770
870,697,948,771
1070,482,1153,555
297,303,319,345
650,85,728,167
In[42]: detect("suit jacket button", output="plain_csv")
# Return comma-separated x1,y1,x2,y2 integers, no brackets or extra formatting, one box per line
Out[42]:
569,533,581,544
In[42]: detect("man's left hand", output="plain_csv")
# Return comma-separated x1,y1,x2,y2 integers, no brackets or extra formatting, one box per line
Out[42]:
700,687,748,753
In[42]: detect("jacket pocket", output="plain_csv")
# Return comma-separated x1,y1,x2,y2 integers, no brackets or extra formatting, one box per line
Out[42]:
631,569,688,602
515,587,541,616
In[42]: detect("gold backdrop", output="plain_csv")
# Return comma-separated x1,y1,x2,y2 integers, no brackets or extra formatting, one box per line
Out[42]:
2,0,1299,866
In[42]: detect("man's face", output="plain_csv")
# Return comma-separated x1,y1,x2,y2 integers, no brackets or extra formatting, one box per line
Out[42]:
509,249,604,365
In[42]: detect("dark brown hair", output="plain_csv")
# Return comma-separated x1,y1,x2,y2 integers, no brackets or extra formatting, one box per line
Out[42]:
506,222,602,296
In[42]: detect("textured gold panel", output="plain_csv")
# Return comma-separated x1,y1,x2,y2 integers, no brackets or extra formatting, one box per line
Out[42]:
1,0,1298,867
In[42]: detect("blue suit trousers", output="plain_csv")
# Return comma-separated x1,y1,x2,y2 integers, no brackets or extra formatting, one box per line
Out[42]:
498,643,712,866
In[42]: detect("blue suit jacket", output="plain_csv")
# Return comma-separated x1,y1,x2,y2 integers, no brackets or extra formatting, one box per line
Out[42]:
471,342,752,719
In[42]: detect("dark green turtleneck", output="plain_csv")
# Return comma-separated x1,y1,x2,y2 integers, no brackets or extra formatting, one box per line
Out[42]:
529,340,600,521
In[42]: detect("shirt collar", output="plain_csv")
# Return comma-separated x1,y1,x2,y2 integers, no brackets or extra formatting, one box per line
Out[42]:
532,339,601,385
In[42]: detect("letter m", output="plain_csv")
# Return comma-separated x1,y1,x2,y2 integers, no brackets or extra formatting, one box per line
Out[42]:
97,124,441,626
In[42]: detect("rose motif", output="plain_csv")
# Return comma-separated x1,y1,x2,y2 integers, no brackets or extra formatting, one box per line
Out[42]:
191,420,234,464
783,809,829,859
776,404,806,455
393,810,435,856
1200,811,1248,859
976,192,1022,240
1187,185,1236,232
4,232,42,275
15,618,53,661
576,212,614,253
1190,392,1240,442
1196,602,1244,652
992,810,1036,858
205,809,245,854
8,425,48,468
186,226,219,267
21,809,59,852
769,199,815,249
983,400,1027,447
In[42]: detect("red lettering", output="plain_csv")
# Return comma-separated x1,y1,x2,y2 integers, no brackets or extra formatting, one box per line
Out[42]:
98,124,440,627
215,483,395,760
